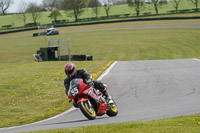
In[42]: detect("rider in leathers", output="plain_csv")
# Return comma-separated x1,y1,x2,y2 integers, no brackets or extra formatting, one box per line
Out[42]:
64,62,111,107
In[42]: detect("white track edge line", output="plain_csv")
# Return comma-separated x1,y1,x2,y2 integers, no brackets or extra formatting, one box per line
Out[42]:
0,107,76,130
98,61,117,80
192,58,200,61
0,61,118,131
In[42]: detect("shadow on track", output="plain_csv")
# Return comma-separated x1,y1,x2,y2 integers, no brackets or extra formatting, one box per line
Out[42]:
42,116,109,126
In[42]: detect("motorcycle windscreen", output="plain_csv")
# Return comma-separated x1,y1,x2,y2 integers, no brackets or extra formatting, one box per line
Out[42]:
68,78,81,97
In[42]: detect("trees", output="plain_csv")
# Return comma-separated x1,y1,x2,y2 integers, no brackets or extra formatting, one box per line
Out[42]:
88,0,102,18
127,0,144,17
172,0,181,13
42,0,61,9
62,0,87,22
0,0,13,15
151,0,167,15
18,0,28,26
151,0,159,14
103,0,113,17
48,8,62,21
26,2,42,24
189,0,199,10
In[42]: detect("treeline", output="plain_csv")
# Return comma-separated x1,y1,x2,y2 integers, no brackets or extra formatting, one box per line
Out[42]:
0,0,200,27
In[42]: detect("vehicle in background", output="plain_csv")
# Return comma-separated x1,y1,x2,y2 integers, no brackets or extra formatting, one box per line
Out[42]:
46,28,59,35
33,28,59,37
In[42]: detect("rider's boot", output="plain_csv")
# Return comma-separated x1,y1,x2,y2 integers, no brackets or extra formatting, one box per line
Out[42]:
102,89,113,103
99,82,113,103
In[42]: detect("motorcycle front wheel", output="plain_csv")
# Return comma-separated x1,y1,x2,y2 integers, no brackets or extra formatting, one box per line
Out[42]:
106,99,118,117
78,100,96,120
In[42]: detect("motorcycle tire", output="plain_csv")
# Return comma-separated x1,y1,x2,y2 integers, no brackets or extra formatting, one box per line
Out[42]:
78,100,96,120
73,101,78,108
106,99,118,117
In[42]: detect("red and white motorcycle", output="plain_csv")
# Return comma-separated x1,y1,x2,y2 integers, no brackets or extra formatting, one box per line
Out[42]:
68,78,118,120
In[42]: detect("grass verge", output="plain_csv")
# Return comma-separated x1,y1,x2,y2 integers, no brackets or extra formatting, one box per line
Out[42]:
26,115,200,133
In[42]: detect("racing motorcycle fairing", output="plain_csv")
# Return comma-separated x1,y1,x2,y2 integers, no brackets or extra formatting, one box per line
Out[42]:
68,78,89,99
87,87,107,115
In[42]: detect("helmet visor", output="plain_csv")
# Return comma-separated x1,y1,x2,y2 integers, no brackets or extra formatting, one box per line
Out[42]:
66,67,75,77
66,69,74,75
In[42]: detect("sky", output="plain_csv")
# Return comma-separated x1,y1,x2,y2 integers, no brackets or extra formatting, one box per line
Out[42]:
8,0,42,13
7,0,107,13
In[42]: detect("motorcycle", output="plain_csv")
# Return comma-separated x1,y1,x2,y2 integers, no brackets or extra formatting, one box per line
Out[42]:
68,78,118,120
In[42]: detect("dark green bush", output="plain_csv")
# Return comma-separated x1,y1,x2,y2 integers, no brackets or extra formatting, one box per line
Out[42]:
2,25,12,29
25,23,40,27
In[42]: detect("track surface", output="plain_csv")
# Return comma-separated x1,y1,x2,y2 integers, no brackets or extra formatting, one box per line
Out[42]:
1,59,200,133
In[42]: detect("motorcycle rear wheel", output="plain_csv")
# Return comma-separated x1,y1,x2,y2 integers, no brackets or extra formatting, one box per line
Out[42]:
106,99,118,117
78,100,96,120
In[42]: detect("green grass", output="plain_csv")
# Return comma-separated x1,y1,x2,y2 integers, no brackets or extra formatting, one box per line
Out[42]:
1,19,200,63
26,115,200,133
72,29,200,60
0,0,199,28
54,19,200,61
0,19,200,129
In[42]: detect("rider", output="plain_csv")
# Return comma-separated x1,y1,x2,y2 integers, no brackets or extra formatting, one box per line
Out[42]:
64,62,111,105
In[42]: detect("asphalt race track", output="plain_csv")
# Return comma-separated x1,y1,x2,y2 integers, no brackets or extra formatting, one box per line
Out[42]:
1,59,200,133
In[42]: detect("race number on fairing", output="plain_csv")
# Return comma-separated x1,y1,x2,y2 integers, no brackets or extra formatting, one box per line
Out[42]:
70,87,79,96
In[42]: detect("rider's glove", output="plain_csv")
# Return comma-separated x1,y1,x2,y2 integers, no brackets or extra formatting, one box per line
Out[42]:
87,80,94,87
69,99,72,103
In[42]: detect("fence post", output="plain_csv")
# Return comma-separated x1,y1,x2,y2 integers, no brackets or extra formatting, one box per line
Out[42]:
48,39,51,47
67,38,71,61
38,26,40,36
58,39,61,61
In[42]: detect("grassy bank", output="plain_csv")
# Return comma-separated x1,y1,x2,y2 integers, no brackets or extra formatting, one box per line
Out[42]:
0,19,200,128
69,28,200,60
1,20,200,63
27,115,200,133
